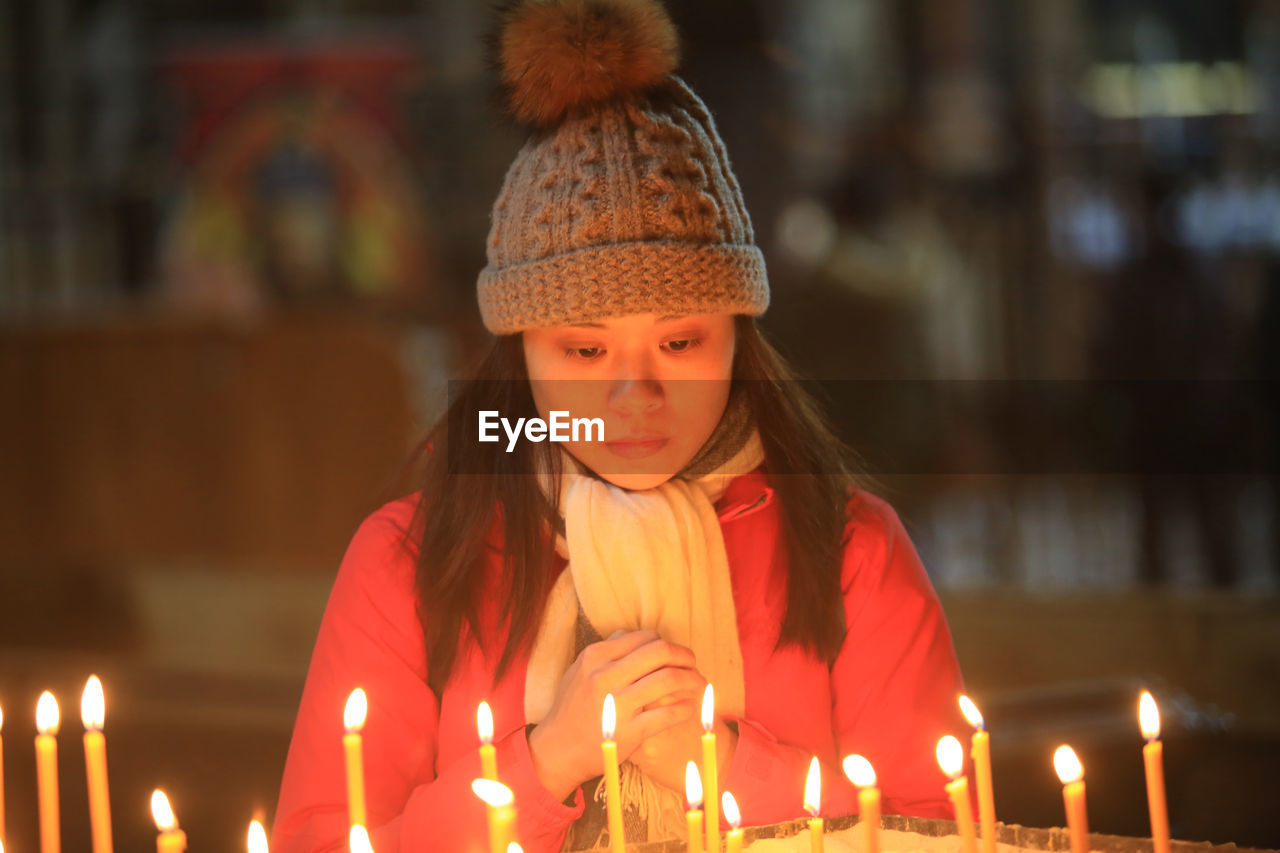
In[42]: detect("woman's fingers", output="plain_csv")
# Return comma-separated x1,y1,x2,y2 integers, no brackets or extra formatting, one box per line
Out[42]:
613,665,705,718
624,700,697,748
596,636,697,688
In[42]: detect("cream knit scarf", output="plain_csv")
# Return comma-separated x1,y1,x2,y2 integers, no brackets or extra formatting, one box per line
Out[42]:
524,387,764,845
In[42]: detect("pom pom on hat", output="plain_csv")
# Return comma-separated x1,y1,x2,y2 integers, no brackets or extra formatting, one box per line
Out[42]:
496,0,680,128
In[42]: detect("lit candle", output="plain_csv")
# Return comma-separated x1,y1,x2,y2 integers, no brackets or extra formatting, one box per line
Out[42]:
477,702,499,780
349,825,374,853
35,691,60,853
81,676,113,853
843,754,880,853
601,694,626,853
150,790,187,853
701,685,719,853
804,756,823,853
937,736,978,853
1053,746,1089,853
248,819,269,853
508,846,523,853
959,695,996,853
1139,693,1170,853
722,791,743,853
685,761,704,853
471,779,516,853
0,701,6,847
344,688,368,830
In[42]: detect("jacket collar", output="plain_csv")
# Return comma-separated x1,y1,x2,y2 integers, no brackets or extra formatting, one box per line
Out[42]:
714,465,774,522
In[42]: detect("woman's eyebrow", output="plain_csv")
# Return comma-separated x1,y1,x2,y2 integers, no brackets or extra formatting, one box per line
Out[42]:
657,314,690,323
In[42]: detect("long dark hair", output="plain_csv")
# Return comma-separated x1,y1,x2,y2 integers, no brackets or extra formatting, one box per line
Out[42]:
406,316,874,699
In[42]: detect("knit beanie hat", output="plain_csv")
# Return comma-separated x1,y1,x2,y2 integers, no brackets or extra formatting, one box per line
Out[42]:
477,0,770,335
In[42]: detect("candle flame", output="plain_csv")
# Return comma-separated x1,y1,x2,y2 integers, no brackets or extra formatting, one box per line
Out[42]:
507,846,523,853
349,826,374,853
1054,745,1084,784
344,688,367,732
602,693,616,741
1139,691,1161,740
958,694,984,730
36,691,60,735
935,735,964,779
0,701,5,731
701,683,715,732
685,761,703,808
151,789,178,832
471,778,514,808
722,791,741,828
82,675,105,731
477,701,494,745
803,756,822,817
248,819,269,853
842,754,877,788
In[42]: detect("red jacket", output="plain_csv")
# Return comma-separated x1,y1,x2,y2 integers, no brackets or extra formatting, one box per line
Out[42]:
273,467,969,853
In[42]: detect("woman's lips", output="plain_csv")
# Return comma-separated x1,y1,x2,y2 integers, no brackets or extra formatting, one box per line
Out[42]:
604,438,669,459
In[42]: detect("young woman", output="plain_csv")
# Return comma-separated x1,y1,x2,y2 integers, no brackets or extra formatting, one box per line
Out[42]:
272,2,968,851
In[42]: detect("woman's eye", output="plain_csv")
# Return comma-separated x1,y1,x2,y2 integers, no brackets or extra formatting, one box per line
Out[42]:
663,338,703,354
565,346,603,361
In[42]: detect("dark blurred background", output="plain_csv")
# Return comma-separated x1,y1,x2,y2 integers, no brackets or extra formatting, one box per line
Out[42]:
1,0,1279,851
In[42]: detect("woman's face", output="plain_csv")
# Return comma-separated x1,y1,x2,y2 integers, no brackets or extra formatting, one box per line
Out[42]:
522,313,736,490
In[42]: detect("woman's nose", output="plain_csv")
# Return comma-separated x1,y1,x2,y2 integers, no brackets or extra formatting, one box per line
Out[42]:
609,376,663,415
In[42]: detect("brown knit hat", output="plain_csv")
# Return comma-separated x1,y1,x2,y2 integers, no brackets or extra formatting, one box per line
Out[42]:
477,0,770,335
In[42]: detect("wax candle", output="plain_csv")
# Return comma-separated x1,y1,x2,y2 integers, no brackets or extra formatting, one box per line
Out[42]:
344,688,368,829
701,684,719,853
471,779,516,853
937,736,978,853
601,694,626,853
842,754,880,853
248,819,269,853
1139,693,1170,853
959,695,996,853
804,756,823,853
0,701,6,846
477,701,499,780
150,790,187,853
685,761,704,853
35,691,60,853
722,791,743,853
1053,746,1089,853
81,676,113,853
348,825,374,853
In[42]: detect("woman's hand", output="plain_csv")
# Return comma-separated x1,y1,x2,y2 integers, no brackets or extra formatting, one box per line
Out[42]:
528,630,706,801
628,698,739,798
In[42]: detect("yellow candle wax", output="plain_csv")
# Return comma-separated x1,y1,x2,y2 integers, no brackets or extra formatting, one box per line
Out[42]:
477,701,499,781
35,691,60,853
150,790,187,853
1054,746,1090,853
722,791,743,853
701,685,719,853
471,779,517,853
844,755,881,853
959,696,997,853
937,736,977,853
804,756,823,853
1140,692,1171,853
82,676,113,853
601,695,625,853
1,702,6,846
685,761,704,853
344,689,369,829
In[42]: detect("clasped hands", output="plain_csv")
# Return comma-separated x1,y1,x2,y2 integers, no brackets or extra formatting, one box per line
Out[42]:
528,629,738,802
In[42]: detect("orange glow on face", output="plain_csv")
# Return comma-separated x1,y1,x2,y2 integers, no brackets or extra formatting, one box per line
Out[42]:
602,693,616,741
1054,745,1084,784
803,756,822,817
842,754,877,788
1139,691,1161,740
36,691,60,735
685,761,703,809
